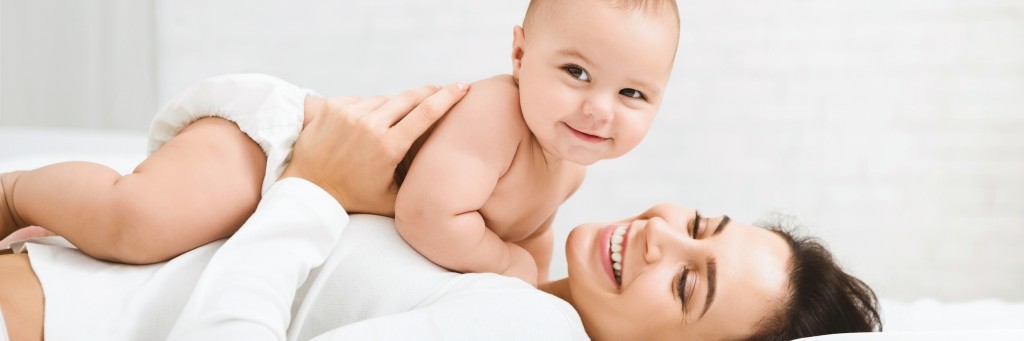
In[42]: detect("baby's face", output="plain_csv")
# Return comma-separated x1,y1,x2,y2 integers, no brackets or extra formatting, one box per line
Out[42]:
513,2,678,165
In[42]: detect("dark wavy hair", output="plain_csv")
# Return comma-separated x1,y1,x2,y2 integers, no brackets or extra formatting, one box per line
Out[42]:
747,220,883,340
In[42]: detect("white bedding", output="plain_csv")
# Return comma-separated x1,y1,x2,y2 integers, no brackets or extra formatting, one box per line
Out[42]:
3,126,1024,339
810,298,1024,340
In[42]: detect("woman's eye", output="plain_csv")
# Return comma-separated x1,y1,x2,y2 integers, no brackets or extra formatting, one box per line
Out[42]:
677,268,690,305
691,211,702,239
619,88,645,100
676,267,698,313
563,65,590,81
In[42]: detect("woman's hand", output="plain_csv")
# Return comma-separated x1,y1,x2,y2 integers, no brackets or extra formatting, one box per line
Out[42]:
282,83,469,215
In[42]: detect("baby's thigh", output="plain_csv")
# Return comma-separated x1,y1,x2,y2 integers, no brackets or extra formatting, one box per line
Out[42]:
116,117,267,261
0,253,44,341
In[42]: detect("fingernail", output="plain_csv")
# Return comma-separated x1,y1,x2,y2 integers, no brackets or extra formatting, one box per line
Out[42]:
455,82,469,91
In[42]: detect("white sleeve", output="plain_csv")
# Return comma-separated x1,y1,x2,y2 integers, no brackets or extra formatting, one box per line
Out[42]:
309,285,589,341
167,178,349,340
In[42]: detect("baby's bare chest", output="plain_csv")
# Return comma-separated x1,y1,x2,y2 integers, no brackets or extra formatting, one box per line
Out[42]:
478,161,584,242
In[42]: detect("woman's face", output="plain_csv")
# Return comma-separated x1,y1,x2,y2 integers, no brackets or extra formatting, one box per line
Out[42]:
564,203,792,340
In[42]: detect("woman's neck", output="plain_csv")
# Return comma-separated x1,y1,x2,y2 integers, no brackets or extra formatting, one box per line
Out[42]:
538,278,573,305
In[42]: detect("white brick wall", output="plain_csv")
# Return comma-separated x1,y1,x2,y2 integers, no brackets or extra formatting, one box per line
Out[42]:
3,0,1022,301
634,0,1024,300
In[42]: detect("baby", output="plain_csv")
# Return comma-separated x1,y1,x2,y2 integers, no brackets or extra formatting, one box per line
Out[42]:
0,0,680,285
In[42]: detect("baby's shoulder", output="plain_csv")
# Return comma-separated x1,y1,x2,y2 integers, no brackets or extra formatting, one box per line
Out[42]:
414,75,527,161
434,74,528,140
467,74,519,104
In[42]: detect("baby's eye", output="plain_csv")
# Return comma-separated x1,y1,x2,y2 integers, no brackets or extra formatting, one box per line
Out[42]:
562,65,590,81
619,88,645,100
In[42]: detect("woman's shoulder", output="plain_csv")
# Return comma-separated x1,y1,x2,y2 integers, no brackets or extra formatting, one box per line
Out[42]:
432,273,589,339
304,272,588,340
293,215,587,340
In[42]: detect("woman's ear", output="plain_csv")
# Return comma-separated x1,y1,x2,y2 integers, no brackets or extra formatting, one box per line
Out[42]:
511,25,526,83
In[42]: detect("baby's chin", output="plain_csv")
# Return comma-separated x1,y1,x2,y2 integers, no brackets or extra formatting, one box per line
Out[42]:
565,143,635,166
556,148,607,165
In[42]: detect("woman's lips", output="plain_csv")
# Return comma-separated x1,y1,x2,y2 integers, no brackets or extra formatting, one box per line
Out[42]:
564,123,607,144
600,225,618,288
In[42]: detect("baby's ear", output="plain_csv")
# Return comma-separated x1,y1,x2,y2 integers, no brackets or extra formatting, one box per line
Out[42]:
510,26,526,80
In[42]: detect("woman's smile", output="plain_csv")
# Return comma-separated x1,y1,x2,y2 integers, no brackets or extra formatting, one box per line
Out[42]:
600,224,631,288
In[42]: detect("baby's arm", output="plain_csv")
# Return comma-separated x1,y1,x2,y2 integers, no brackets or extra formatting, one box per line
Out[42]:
395,77,538,285
395,139,537,285
515,215,554,284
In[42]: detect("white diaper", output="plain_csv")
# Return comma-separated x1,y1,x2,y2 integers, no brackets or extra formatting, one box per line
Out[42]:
0,306,8,341
148,73,308,193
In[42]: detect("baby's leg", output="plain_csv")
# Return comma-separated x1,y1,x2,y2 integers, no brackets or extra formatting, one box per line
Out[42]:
0,253,44,341
0,117,266,264
0,175,24,240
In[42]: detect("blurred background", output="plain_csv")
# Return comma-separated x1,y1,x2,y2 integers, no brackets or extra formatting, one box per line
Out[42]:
2,0,1022,302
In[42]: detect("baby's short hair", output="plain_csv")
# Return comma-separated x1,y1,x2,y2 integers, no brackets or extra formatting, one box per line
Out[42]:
523,0,680,32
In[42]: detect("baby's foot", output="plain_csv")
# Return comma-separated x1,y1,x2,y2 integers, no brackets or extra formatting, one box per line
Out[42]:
0,226,54,249
0,171,26,239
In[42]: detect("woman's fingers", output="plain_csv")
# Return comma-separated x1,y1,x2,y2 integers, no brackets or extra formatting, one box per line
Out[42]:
348,96,390,115
282,82,466,215
389,82,469,152
371,85,444,127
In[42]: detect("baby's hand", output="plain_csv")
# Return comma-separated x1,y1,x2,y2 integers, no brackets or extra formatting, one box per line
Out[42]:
501,245,539,287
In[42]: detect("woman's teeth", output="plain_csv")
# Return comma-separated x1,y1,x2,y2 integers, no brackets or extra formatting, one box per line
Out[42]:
610,225,627,285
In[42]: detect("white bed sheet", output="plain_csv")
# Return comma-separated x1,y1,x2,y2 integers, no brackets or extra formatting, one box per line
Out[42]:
3,126,1024,339
0,126,147,174
801,298,1024,340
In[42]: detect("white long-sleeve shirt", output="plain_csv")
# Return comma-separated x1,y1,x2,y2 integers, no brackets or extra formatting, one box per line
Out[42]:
23,179,586,340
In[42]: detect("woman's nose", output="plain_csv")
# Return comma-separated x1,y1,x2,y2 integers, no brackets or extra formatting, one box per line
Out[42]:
643,216,708,266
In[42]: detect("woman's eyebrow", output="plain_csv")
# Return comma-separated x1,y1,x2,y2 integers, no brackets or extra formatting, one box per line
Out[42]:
700,259,717,318
712,215,730,237
699,217,729,318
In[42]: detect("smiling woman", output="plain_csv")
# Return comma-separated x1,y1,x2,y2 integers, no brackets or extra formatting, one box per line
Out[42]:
0,201,880,341
541,203,881,340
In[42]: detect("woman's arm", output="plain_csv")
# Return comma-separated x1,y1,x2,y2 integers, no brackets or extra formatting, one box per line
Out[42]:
167,83,469,340
166,178,348,339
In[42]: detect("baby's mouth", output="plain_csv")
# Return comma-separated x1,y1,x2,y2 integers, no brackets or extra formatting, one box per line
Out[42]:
609,224,628,286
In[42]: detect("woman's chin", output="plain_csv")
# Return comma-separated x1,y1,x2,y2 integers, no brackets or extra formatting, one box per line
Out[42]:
564,224,616,292
564,228,586,270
